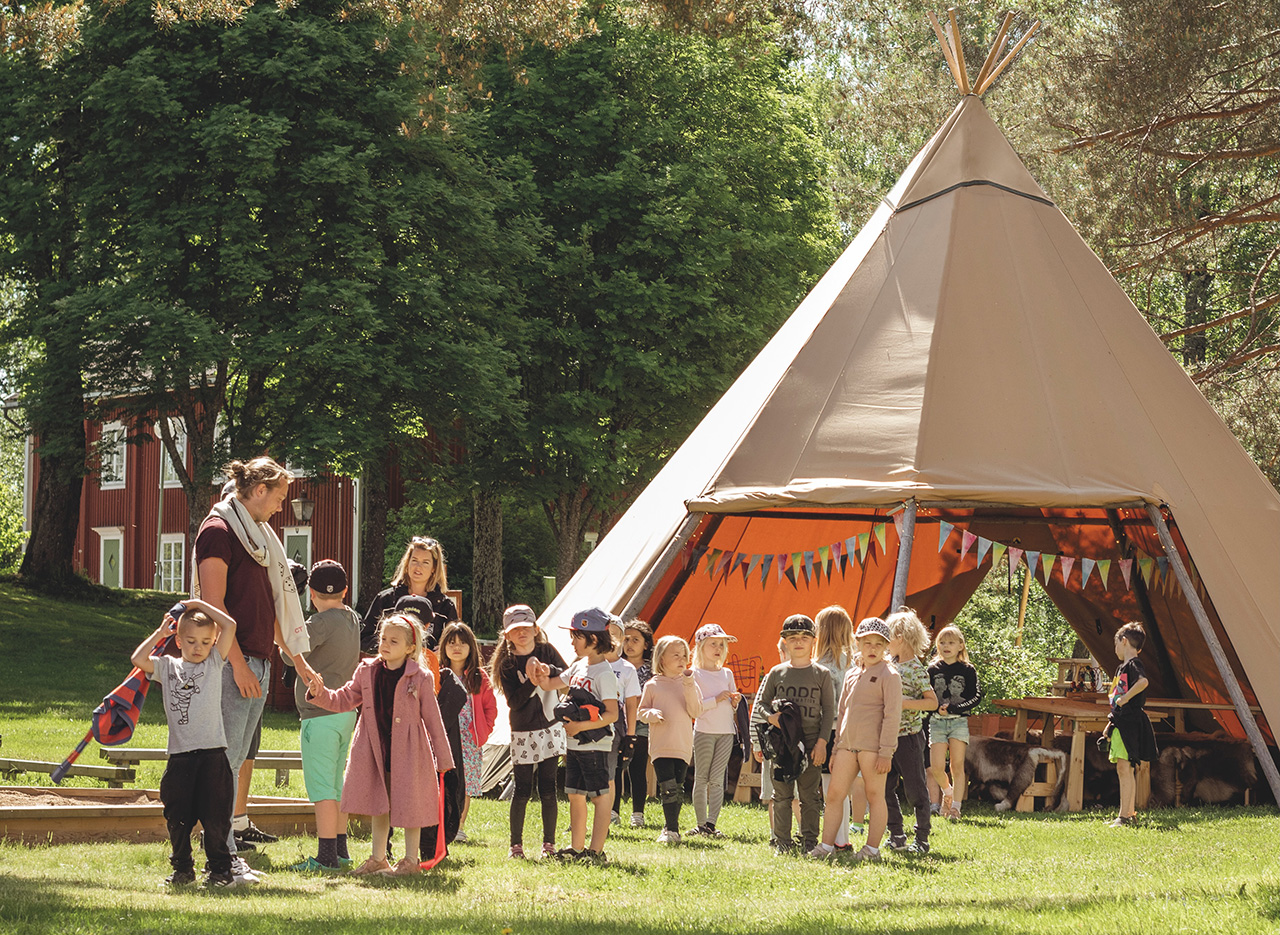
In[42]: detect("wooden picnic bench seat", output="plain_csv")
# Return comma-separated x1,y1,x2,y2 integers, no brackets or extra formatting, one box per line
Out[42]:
100,748,304,787
0,757,137,788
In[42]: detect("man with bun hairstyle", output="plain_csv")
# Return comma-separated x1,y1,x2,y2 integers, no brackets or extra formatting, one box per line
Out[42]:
750,614,834,853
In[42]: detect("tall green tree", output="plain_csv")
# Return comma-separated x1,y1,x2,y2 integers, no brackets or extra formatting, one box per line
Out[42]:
477,3,843,584
2,0,531,588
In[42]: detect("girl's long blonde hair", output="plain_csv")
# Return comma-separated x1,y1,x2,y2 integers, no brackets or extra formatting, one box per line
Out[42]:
930,624,970,664
815,604,854,667
390,537,449,592
885,608,930,661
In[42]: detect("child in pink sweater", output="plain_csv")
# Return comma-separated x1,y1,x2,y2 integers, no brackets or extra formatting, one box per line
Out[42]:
810,617,902,863
637,635,704,845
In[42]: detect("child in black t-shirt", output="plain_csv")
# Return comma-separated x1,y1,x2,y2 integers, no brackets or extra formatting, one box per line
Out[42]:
1107,622,1158,827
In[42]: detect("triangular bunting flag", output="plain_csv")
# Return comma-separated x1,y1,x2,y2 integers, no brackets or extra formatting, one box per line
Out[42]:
776,554,788,583
791,552,803,582
714,551,731,579
739,554,752,585
976,537,992,565
1025,551,1040,579
873,523,887,554
760,554,773,585
1156,556,1169,582
802,551,815,584
858,533,870,562
784,565,798,589
892,510,905,540
1097,559,1111,589
1138,557,1154,586
1119,558,1133,589
992,542,1007,567
705,549,722,576
730,552,746,575
961,530,977,560
938,521,954,551
1060,556,1075,585
1081,558,1095,587
1007,547,1023,570
845,537,860,567
818,546,831,577
681,543,694,570
746,554,761,582
1041,553,1056,583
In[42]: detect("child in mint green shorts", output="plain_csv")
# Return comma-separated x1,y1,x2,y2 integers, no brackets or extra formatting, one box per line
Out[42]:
284,560,361,871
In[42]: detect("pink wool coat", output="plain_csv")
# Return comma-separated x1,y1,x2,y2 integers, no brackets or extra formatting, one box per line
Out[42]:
309,658,455,827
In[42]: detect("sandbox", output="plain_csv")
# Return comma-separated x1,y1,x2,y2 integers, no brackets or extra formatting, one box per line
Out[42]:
0,786,318,845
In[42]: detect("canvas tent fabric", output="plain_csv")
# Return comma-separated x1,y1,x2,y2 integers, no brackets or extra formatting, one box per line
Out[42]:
541,96,1278,747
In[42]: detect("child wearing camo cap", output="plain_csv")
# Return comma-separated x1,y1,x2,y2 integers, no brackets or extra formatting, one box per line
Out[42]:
810,616,903,863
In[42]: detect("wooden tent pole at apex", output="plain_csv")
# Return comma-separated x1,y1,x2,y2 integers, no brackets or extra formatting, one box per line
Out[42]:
927,9,1040,98
890,499,918,612
1144,502,1280,806
617,512,704,622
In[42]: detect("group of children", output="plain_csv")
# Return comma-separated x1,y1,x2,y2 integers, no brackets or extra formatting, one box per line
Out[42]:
141,563,1157,885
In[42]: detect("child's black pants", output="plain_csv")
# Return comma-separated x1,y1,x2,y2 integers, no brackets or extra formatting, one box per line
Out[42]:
160,747,235,874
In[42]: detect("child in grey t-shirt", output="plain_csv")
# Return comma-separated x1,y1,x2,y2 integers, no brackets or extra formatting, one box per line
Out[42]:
132,599,238,887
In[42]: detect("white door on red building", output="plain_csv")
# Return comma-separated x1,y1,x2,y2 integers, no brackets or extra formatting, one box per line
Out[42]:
284,528,312,608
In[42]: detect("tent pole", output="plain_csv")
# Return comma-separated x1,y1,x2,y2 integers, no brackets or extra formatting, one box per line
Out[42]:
1144,502,1280,805
889,499,917,611
1015,567,1030,647
618,513,704,622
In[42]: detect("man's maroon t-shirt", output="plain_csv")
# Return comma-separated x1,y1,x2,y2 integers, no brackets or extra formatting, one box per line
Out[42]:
194,514,275,660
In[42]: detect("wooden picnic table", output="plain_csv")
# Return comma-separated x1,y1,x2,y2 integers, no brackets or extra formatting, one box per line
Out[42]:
0,757,136,788
99,748,303,787
993,696,1167,812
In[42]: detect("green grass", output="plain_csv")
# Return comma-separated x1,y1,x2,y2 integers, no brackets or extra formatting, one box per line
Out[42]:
2,583,1278,934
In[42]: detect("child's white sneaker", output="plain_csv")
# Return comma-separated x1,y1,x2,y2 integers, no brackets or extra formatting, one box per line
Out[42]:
850,844,882,863
656,828,681,845
630,812,645,828
806,842,836,860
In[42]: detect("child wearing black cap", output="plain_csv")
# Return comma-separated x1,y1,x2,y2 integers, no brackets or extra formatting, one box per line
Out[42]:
530,607,620,863
282,559,361,872
750,614,834,853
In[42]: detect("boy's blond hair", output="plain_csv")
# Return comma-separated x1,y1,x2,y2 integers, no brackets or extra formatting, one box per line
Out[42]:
886,608,930,660
652,635,690,677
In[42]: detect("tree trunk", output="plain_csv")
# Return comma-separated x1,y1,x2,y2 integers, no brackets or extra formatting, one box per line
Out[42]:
471,488,504,633
1182,265,1212,365
19,356,86,591
546,487,590,589
359,449,390,613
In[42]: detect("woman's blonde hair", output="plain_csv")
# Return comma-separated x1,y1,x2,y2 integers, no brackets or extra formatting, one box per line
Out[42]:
885,607,930,660
652,635,690,677
814,604,854,667
930,624,969,664
390,536,448,592
377,613,423,664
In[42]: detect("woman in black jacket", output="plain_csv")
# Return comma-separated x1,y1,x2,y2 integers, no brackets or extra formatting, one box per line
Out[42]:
359,536,458,652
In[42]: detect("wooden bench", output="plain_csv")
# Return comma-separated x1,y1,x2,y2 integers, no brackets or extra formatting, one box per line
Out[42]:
100,748,303,787
0,757,136,788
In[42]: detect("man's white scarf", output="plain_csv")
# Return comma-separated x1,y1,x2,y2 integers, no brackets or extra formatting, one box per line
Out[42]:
192,493,309,657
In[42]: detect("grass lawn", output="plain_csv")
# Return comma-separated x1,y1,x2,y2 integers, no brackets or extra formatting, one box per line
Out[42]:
2,583,1278,934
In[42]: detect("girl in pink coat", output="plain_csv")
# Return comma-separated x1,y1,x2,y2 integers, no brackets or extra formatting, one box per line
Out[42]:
305,612,454,876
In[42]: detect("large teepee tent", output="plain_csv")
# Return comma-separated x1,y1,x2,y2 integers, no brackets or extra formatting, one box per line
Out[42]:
540,13,1279,801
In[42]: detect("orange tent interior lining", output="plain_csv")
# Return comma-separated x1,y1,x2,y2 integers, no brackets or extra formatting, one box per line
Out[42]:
636,505,1269,743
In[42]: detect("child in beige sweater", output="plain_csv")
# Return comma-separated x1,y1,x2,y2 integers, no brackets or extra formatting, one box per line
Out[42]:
637,635,704,844
809,617,902,863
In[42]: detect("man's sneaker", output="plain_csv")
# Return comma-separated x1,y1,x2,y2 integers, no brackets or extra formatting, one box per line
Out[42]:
806,843,836,860
905,840,930,856
656,828,681,845
288,856,339,873
886,835,910,852
165,869,196,886
610,810,621,826
630,812,645,828
230,856,261,884
236,820,278,844
849,844,882,863
452,830,469,844
577,849,608,865
206,871,239,888
509,844,525,859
